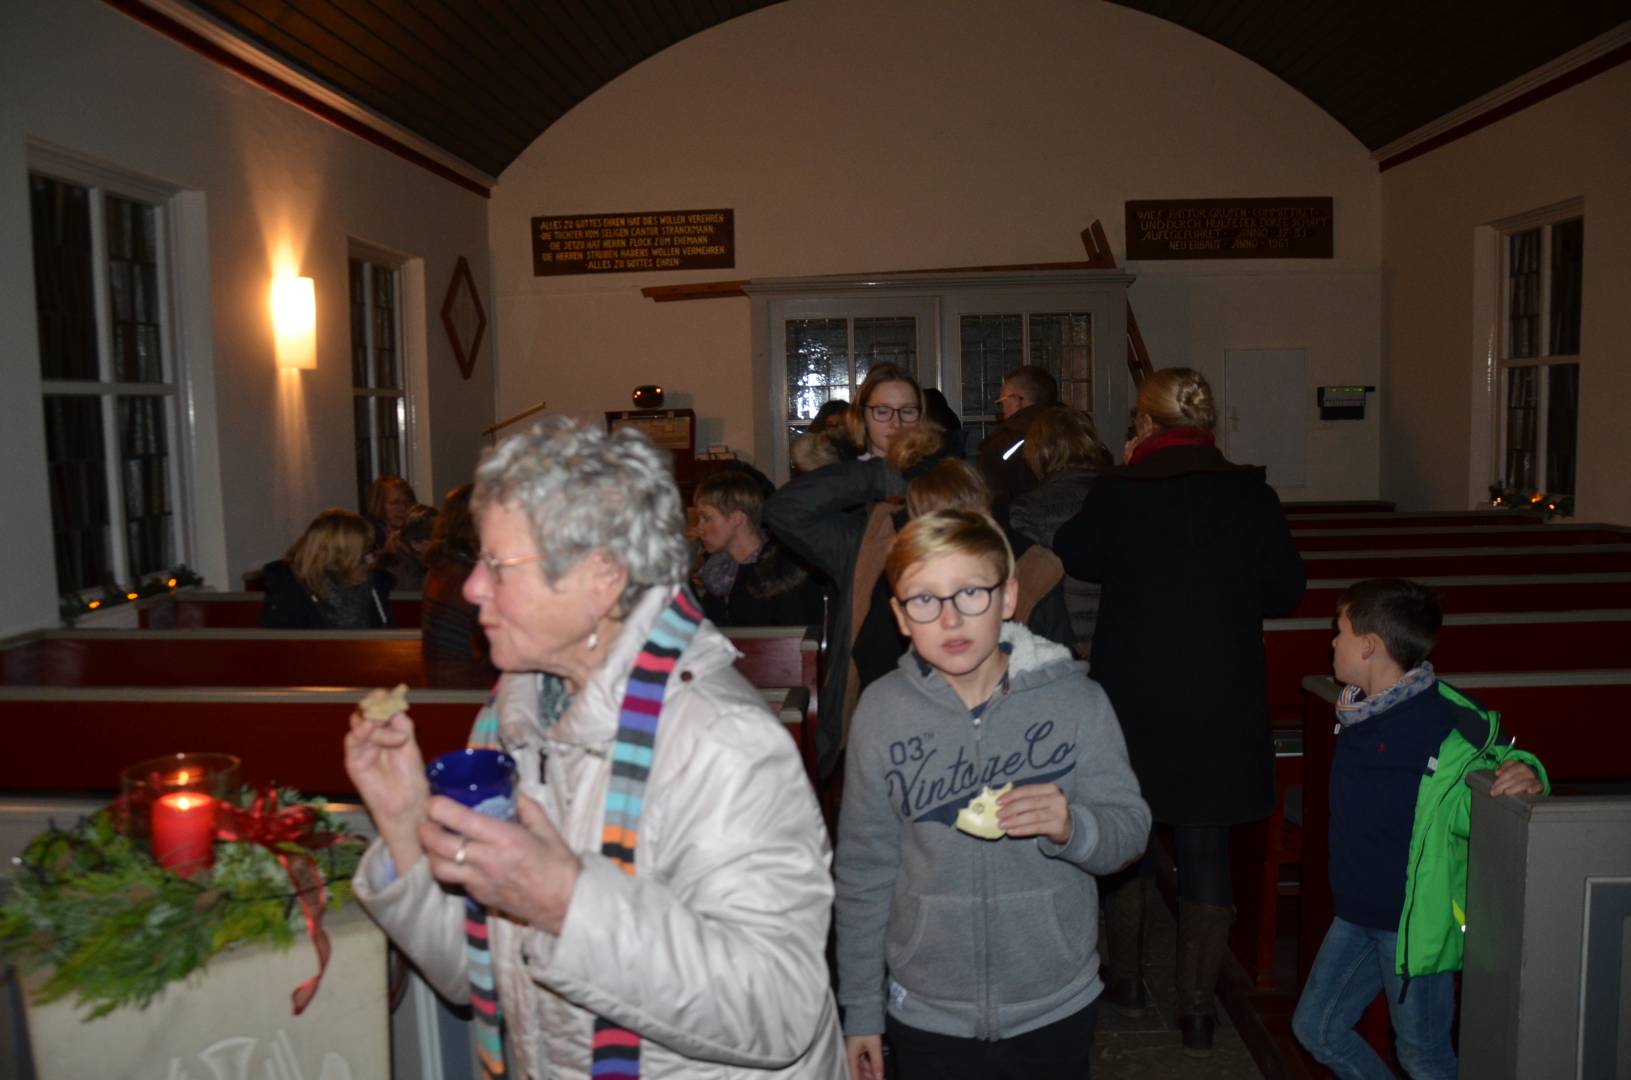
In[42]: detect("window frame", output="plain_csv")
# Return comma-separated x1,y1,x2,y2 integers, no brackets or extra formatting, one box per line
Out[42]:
1493,201,1583,501
348,245,411,511
28,149,195,599
748,270,1133,482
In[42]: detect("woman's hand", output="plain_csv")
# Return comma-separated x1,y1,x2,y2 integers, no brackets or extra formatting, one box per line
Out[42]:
420,794,581,934
998,783,1073,845
343,708,429,871
845,1035,884,1080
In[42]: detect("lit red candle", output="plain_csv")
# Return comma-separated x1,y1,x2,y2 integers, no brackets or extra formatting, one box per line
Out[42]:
152,791,217,876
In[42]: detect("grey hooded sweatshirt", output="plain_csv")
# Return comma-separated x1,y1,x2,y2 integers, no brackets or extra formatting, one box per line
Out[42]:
834,622,1151,1041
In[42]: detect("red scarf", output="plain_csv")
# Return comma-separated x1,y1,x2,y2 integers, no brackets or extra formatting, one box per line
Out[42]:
1127,425,1215,466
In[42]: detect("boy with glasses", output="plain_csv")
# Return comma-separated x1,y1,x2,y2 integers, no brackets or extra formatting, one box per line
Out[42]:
835,509,1149,1080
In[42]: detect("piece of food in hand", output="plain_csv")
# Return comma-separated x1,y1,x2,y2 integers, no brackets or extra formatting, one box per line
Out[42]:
359,683,410,722
955,782,1013,840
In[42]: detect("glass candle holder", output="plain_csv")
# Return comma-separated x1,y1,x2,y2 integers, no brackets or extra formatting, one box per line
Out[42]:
119,752,240,876
426,748,517,820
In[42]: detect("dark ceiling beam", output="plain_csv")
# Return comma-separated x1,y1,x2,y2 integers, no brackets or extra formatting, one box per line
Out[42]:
102,0,491,197
1378,39,1631,172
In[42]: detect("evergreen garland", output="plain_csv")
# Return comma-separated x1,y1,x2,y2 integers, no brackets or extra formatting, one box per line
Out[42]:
0,789,364,1019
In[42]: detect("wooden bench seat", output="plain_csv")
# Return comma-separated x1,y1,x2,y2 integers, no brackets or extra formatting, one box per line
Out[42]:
1264,609,1631,728
1285,510,1542,530
1281,501,1397,515
1292,573,1631,618
136,590,424,629
0,685,810,798
1302,543,1631,579
1293,524,1627,552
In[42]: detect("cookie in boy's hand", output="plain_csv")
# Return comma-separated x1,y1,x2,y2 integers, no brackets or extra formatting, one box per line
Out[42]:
955,783,1013,840
359,683,409,723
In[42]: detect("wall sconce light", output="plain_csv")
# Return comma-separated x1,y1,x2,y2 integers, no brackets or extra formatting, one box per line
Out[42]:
271,275,316,369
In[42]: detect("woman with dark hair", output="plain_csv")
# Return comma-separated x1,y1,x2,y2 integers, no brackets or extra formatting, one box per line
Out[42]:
1053,368,1305,1055
260,508,395,629
378,503,438,591
766,363,948,778
1010,406,1111,655
420,485,497,688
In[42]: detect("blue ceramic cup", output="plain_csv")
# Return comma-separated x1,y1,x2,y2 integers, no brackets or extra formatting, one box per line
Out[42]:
426,748,517,821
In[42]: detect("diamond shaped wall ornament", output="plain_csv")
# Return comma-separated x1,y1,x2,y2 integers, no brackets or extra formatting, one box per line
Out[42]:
441,255,486,380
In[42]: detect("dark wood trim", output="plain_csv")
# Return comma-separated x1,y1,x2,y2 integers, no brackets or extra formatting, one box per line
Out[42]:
1379,41,1631,173
101,0,492,199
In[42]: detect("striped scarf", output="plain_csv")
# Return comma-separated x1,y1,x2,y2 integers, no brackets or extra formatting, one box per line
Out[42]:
590,586,704,1078
463,586,704,1079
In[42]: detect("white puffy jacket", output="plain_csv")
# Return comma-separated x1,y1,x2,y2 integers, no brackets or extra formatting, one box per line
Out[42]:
355,586,845,1078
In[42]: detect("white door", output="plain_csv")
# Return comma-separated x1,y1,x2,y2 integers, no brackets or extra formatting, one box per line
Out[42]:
1223,348,1308,489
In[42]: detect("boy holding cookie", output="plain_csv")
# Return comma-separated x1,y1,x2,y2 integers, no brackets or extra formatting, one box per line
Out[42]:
834,510,1150,1079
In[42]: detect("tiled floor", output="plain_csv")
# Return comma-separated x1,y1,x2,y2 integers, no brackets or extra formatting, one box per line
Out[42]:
1094,897,1265,1079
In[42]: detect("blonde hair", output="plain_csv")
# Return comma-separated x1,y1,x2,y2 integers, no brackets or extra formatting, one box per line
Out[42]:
846,363,924,451
1137,367,1217,431
905,458,990,519
1022,406,1111,479
286,508,373,597
886,509,1014,591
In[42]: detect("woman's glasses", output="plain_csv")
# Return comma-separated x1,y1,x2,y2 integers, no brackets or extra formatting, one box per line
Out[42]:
477,550,545,584
867,404,921,423
897,584,1002,623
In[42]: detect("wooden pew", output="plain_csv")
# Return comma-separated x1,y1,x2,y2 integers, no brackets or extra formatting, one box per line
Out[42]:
1264,609,1631,729
0,685,810,798
3,626,819,695
136,590,424,629
1287,510,1544,530
1294,524,1627,552
1294,670,1631,1056
1293,573,1631,618
1281,501,1396,515
1234,611,1631,988
1303,543,1631,579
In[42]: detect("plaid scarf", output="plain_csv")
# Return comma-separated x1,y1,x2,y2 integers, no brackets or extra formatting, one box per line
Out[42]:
1335,661,1437,727
463,586,704,1079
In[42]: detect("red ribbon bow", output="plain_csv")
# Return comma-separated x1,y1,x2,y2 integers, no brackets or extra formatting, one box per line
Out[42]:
214,789,356,1014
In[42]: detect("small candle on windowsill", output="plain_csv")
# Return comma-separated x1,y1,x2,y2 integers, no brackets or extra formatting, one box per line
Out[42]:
152,792,217,876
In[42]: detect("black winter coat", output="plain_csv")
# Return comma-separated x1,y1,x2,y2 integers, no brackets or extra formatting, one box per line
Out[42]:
1053,444,1304,824
259,560,396,629
699,542,828,630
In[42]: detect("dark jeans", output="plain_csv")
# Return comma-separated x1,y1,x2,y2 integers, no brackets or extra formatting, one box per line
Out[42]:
885,999,1100,1080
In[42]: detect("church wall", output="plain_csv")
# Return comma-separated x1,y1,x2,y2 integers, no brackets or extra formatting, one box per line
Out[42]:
0,0,493,636
1380,62,1631,524
489,0,1381,495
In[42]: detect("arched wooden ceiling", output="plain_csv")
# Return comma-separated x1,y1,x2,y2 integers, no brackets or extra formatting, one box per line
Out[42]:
170,0,1630,178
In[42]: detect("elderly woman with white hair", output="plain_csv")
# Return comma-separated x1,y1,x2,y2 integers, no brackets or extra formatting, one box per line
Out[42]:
345,417,845,1079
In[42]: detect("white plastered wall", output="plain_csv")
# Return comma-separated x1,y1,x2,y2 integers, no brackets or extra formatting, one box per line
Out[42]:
0,0,494,637
1380,62,1631,524
489,0,1382,499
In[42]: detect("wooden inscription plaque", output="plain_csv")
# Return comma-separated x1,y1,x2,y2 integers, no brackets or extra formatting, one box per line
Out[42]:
533,209,735,276
1125,198,1333,259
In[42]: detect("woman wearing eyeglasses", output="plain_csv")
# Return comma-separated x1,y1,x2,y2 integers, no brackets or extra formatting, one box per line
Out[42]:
344,417,845,1079
766,363,951,781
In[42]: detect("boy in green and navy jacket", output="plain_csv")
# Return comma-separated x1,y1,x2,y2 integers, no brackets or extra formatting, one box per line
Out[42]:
1292,579,1548,1080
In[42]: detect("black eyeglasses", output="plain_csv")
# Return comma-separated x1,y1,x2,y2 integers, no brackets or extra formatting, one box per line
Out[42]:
897,584,1002,623
867,404,922,423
